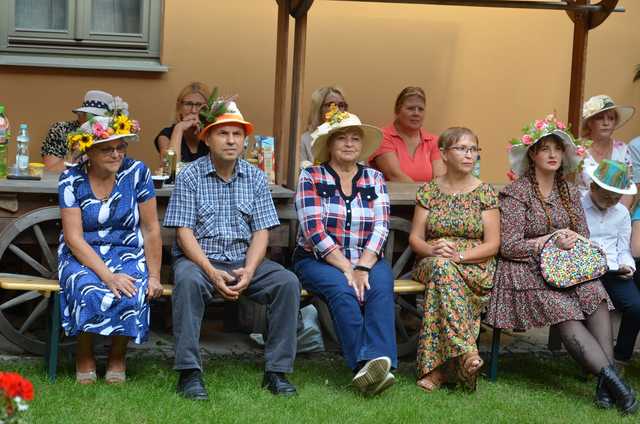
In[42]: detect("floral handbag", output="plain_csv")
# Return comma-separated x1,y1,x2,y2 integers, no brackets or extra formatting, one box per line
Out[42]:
539,231,608,289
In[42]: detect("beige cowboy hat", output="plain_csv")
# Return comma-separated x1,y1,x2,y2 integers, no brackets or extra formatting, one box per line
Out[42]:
311,112,382,164
582,95,635,131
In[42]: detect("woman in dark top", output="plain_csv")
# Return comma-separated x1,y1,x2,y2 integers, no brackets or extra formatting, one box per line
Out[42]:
154,82,210,163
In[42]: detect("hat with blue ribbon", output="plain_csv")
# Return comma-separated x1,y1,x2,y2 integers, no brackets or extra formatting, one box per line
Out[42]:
588,159,637,195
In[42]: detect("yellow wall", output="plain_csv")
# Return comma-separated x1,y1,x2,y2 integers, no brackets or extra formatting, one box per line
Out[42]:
0,0,638,184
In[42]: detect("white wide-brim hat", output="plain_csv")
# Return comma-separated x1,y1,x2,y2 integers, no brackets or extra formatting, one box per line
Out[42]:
311,113,382,164
73,90,114,116
509,129,581,176
582,95,635,131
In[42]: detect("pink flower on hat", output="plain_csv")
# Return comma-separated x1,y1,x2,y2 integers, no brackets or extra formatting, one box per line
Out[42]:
556,120,566,130
522,134,533,145
576,146,586,157
92,122,109,139
506,169,518,181
535,120,544,130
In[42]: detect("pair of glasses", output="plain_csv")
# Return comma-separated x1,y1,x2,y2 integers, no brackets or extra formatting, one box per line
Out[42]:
181,101,205,110
96,143,128,156
323,101,348,110
448,146,482,155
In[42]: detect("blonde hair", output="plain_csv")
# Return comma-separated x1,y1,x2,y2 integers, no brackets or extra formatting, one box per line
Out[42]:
175,82,210,122
394,86,426,114
437,127,478,150
306,86,346,132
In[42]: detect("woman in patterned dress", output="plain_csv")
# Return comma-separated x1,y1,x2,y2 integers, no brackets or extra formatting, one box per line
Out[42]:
409,127,500,392
487,114,638,415
58,114,163,384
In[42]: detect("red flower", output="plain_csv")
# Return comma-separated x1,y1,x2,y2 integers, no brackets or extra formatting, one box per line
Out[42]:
506,169,518,181
0,372,34,401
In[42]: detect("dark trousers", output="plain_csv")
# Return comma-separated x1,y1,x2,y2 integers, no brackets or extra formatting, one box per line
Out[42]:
293,257,397,371
172,257,301,373
602,272,640,361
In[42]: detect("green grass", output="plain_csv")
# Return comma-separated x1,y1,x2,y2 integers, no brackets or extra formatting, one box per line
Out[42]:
2,353,638,424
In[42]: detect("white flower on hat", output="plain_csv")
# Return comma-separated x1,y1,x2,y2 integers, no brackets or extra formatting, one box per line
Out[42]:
108,96,129,117
582,95,608,118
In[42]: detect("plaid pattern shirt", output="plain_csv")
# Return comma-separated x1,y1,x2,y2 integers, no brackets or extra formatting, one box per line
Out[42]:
295,164,390,263
163,156,279,262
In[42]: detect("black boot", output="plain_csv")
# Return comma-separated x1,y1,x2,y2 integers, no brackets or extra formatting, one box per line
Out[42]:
594,371,614,409
599,366,638,415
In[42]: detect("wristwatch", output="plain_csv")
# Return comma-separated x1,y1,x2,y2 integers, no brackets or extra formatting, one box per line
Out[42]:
458,252,465,262
354,265,371,273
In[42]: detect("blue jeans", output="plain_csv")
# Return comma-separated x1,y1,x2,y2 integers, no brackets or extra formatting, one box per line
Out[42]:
602,272,640,361
293,257,397,371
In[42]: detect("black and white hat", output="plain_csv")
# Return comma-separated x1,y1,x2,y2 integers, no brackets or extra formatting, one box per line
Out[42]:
72,90,114,116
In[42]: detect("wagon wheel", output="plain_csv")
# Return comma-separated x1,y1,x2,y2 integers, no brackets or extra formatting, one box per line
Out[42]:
315,216,423,358
0,206,75,355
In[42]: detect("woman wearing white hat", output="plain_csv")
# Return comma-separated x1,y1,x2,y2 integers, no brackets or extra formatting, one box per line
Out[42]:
487,114,638,415
58,113,162,385
293,107,396,396
579,95,636,208
42,90,115,172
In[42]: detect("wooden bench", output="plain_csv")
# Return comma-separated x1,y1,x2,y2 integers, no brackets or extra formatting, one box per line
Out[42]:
0,207,425,382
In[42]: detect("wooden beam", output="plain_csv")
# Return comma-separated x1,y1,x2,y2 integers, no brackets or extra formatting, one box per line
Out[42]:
567,0,589,137
329,0,623,12
273,0,290,185
286,12,309,189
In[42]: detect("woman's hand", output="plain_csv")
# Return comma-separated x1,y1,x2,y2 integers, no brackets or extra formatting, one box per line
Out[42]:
106,273,138,299
174,113,200,134
554,229,579,250
146,276,163,301
352,270,370,304
430,239,456,258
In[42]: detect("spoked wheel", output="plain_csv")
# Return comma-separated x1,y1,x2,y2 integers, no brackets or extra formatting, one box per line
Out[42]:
0,206,75,355
314,217,424,357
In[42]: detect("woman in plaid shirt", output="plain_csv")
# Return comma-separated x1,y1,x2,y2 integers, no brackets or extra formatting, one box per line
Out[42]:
293,109,396,396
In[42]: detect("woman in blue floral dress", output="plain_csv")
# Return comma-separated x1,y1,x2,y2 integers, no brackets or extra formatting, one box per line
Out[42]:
58,112,163,384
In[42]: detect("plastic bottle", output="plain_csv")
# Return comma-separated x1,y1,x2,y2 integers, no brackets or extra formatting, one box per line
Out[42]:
472,154,481,178
15,123,30,171
0,105,8,178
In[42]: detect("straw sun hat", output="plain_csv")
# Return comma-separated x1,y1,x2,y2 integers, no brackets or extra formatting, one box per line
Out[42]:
67,113,140,153
582,95,635,131
310,107,382,164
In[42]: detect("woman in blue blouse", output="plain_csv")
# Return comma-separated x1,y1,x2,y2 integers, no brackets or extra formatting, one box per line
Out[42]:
58,114,162,384
293,108,396,396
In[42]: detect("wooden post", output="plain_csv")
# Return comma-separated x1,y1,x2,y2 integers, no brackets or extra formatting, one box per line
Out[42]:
286,11,308,189
273,0,290,185
567,0,590,137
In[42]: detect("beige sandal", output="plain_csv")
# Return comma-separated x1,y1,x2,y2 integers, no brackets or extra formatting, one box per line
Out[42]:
76,370,97,385
457,352,483,391
417,368,447,393
105,370,127,384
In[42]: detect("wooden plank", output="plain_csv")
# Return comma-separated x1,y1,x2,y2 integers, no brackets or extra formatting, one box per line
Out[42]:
567,1,589,137
273,0,290,185
330,0,623,12
286,12,308,189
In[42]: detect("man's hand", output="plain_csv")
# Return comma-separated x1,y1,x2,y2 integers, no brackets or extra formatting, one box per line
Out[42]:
228,267,255,296
205,265,239,300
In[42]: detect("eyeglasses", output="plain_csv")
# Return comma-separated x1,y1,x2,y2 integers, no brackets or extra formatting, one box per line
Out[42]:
181,101,205,110
96,143,128,156
323,101,348,111
448,146,481,155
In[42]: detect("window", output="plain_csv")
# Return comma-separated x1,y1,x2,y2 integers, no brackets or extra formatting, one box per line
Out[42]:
0,0,166,72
